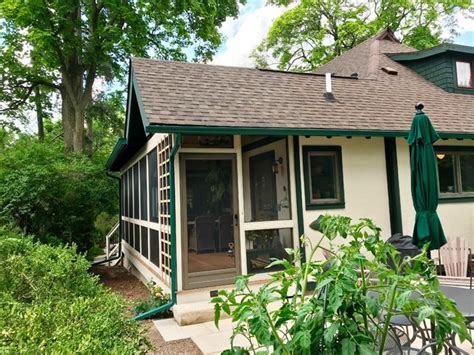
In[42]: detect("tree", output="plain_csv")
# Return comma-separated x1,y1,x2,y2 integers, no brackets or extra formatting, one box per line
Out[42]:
0,0,244,153
253,0,473,72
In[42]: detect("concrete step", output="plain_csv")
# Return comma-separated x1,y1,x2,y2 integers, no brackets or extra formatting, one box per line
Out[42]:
172,301,230,326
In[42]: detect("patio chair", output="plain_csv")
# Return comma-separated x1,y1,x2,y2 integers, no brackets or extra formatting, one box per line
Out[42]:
439,237,470,277
189,216,216,254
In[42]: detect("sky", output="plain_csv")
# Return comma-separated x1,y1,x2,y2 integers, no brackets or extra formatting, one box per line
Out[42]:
211,0,474,68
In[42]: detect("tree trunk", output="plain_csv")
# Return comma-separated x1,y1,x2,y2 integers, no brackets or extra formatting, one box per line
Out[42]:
62,88,76,151
34,86,44,141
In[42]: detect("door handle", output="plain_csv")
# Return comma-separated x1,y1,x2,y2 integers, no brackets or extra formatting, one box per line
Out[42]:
234,214,239,227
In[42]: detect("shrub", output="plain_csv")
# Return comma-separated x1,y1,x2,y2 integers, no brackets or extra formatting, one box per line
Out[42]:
213,215,470,354
133,280,172,319
0,138,117,252
0,231,150,353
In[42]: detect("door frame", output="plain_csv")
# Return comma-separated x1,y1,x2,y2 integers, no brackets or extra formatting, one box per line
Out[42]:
179,153,241,290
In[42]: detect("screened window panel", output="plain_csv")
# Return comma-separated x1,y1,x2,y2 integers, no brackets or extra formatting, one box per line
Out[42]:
141,226,148,258
133,164,139,219
150,229,160,267
134,224,140,252
140,157,148,220
128,169,133,218
245,228,293,274
460,154,474,192
121,175,126,217
148,149,159,223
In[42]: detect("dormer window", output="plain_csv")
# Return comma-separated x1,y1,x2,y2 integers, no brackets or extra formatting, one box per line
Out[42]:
455,61,473,88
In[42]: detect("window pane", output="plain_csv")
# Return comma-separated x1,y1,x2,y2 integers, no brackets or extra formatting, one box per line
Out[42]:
309,153,338,202
460,154,474,193
437,154,456,193
140,158,148,220
150,229,160,267
148,149,158,223
246,228,293,273
133,164,139,219
243,138,291,222
123,173,128,217
141,226,148,258
456,61,472,88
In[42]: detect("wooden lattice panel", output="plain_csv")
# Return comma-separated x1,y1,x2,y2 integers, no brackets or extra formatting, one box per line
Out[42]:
158,135,172,283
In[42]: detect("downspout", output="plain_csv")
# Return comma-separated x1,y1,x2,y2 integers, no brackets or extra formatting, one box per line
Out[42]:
132,133,182,320
92,172,123,266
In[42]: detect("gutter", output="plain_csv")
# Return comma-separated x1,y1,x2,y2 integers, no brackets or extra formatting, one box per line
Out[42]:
93,172,123,266
132,133,182,321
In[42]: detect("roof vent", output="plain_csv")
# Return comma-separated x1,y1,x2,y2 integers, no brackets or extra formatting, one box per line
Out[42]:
351,72,358,78
324,73,335,101
381,66,398,75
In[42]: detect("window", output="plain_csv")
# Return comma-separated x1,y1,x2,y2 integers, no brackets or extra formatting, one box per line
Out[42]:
127,169,132,218
436,147,474,198
245,228,293,273
456,61,473,88
139,157,148,221
303,146,344,209
148,149,158,223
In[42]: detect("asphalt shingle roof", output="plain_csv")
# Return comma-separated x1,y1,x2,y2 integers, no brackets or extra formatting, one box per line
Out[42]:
131,31,474,136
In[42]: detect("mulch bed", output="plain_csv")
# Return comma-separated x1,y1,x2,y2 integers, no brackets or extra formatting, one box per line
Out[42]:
91,264,202,354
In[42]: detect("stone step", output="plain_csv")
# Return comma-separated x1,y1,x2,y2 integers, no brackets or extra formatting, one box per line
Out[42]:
172,301,230,326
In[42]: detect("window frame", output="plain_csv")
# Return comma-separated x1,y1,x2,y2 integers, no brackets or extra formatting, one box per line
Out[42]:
435,146,474,202
455,60,474,89
303,146,345,210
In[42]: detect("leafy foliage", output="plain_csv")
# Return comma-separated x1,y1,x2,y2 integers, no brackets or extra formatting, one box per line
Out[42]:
253,0,473,71
0,230,149,353
213,215,470,354
0,134,117,252
133,280,172,319
0,0,245,151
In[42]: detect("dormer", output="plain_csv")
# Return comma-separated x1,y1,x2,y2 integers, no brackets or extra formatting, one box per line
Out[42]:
390,44,474,95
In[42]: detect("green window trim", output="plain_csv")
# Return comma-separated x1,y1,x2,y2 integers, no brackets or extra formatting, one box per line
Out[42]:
302,146,345,210
435,146,474,202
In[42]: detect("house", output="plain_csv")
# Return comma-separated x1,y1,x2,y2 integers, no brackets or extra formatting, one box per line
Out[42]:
106,29,474,318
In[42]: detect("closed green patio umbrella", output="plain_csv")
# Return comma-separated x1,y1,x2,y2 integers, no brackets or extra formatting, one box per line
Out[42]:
408,104,447,251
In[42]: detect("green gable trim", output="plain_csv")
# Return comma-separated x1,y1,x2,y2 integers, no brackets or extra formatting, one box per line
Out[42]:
106,138,128,170
390,43,474,62
302,145,345,210
147,124,474,140
131,68,150,132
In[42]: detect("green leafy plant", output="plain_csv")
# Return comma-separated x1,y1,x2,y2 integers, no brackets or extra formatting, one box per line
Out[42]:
213,215,470,354
0,230,150,353
133,280,172,319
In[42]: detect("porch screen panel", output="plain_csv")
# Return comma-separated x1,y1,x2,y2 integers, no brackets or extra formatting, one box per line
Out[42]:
134,224,140,252
150,229,160,267
133,164,139,219
148,149,158,223
128,169,133,218
158,135,172,283
140,157,148,220
141,226,148,258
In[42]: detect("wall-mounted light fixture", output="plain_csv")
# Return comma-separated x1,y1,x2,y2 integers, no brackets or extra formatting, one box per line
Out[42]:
436,154,445,160
272,157,283,174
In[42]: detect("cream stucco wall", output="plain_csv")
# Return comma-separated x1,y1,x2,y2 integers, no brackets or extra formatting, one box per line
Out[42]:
299,137,392,260
396,138,474,250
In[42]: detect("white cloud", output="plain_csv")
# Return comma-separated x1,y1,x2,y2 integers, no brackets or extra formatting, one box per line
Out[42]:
211,2,286,67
